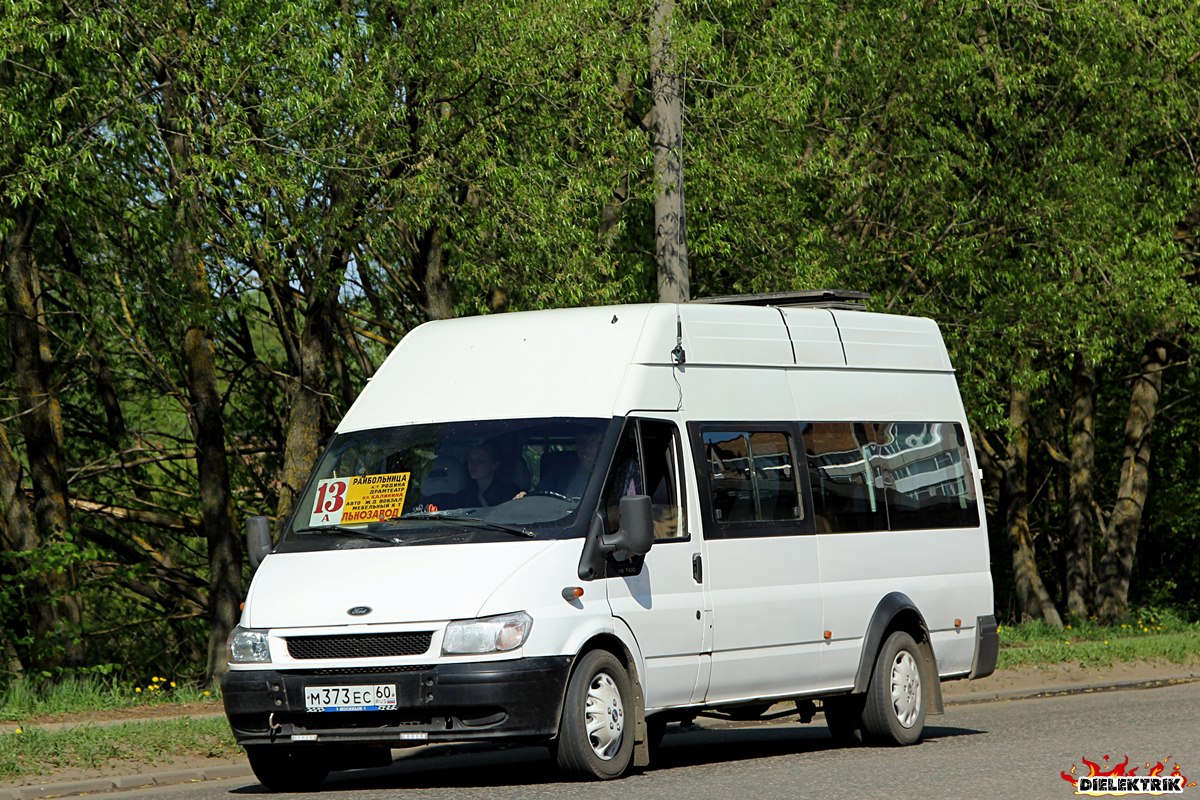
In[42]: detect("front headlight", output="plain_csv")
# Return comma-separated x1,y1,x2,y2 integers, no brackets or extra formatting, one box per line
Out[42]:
229,626,271,663
442,611,532,655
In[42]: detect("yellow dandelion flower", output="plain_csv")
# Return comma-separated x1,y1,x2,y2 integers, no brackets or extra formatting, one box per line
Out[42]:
170,681,176,688
202,690,211,697
135,687,142,693
14,727,22,734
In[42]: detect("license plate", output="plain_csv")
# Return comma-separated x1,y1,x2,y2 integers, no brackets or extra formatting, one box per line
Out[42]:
304,684,397,712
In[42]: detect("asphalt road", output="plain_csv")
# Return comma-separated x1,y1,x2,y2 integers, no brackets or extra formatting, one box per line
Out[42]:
118,682,1200,800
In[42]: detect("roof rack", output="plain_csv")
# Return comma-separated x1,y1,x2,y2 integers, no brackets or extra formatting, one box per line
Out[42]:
691,289,870,311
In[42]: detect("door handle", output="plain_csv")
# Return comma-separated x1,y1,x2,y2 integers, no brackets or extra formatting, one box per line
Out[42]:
692,553,703,584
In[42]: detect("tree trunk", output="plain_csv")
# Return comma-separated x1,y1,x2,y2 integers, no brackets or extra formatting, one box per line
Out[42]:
1096,337,1168,624
650,0,689,303
163,75,243,683
275,269,341,526
1064,354,1096,619
417,226,453,320
181,323,243,682
1004,376,1063,627
0,206,85,668
0,422,38,672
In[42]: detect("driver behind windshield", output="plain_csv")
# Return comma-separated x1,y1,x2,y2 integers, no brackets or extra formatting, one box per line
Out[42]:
465,442,524,506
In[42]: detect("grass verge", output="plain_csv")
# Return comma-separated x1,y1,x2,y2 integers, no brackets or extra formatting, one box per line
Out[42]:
0,717,239,781
0,676,216,723
997,616,1200,669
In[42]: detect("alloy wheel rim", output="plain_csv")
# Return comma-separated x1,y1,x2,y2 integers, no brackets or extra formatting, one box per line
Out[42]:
890,650,921,728
584,672,624,759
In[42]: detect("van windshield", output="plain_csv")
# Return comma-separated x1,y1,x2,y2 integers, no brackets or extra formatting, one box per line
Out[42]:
284,417,610,545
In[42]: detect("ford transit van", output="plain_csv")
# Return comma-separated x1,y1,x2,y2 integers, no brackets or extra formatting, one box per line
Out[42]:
222,291,998,789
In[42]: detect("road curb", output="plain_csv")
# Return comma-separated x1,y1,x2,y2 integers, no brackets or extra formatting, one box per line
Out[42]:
0,764,256,800
4,673,1199,799
942,673,1200,705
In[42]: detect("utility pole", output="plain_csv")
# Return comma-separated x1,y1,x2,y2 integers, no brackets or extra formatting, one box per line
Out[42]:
650,0,689,302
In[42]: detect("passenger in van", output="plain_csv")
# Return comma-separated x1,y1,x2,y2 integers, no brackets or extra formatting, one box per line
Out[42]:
465,442,523,506
537,431,603,498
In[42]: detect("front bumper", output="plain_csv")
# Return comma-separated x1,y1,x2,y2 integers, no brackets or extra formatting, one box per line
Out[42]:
221,656,572,747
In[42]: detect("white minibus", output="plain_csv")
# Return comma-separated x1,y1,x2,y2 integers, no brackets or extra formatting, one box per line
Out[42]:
222,291,998,790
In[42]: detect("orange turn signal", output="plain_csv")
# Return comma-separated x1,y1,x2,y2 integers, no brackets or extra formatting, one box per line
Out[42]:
562,587,585,601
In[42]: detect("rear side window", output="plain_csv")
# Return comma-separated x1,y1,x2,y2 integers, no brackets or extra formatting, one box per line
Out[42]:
875,422,979,530
802,423,889,533
804,421,978,533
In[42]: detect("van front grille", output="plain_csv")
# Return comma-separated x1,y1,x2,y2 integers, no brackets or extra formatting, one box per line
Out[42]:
299,665,433,676
286,632,433,660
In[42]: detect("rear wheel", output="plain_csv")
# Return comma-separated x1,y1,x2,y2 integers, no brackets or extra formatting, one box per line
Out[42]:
861,630,927,745
555,650,635,779
246,745,330,792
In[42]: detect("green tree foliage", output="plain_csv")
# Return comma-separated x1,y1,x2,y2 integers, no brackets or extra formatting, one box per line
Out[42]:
0,0,1197,681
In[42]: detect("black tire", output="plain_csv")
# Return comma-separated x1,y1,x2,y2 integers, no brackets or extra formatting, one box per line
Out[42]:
246,745,330,792
823,695,865,745
555,650,635,780
861,630,927,745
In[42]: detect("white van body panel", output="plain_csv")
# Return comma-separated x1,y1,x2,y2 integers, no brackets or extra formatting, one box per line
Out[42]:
339,306,660,429
702,536,823,703
831,309,954,371
243,543,556,631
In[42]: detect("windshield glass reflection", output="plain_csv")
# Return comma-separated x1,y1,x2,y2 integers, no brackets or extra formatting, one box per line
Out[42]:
285,417,610,546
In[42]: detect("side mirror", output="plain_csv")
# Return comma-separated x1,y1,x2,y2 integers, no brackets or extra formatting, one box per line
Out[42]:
601,495,653,561
245,516,272,570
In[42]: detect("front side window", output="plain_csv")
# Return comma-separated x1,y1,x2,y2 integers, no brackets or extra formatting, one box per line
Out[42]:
283,417,611,550
601,419,686,541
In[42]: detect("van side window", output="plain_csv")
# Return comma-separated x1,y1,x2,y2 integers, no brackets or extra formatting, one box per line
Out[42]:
876,422,980,530
804,421,980,533
803,422,889,533
602,420,687,541
699,428,806,532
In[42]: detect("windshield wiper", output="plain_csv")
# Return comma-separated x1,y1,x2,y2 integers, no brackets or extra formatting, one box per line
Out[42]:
393,512,536,538
293,525,400,544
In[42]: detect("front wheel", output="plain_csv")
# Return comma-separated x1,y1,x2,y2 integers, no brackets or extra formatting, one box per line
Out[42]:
245,745,330,792
861,630,928,745
555,650,635,780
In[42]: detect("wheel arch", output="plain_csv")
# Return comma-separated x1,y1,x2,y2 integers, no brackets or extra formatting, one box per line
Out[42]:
563,631,650,768
851,592,944,715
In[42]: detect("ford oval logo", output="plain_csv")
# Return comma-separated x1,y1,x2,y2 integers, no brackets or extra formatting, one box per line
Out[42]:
347,606,372,617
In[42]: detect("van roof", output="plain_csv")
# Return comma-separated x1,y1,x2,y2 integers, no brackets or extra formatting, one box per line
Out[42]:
337,302,953,432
